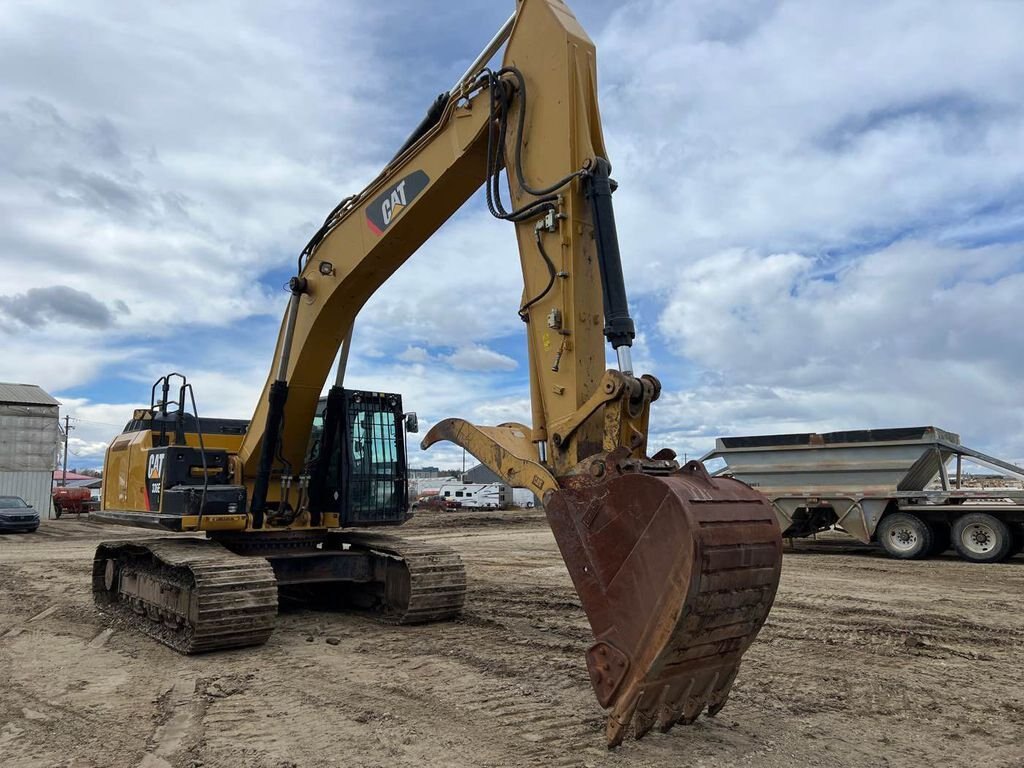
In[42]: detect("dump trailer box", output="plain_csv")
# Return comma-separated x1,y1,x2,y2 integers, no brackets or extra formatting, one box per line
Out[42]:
702,426,1024,562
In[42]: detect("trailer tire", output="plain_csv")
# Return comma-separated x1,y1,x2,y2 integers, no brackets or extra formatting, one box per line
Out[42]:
877,513,932,560
952,513,1013,563
927,521,951,555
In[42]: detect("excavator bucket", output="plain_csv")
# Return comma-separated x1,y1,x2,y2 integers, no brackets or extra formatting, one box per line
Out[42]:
544,459,781,746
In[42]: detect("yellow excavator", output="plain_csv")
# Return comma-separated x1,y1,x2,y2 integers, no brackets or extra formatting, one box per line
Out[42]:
92,0,782,746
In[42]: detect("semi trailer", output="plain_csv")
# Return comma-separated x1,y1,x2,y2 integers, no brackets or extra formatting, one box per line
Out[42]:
702,426,1024,563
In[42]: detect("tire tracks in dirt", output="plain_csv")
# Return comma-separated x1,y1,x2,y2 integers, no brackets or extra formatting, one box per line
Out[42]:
3,513,1024,767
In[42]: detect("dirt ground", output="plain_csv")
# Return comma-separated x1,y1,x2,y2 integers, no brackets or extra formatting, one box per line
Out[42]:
1,509,1022,768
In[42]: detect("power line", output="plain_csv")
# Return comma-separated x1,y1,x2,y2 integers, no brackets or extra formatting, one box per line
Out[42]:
68,417,125,428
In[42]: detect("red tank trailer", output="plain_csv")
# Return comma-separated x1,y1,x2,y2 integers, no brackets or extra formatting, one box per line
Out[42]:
52,486,98,518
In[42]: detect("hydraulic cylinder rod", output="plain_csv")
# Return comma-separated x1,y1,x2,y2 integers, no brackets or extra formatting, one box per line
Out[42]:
453,12,517,90
583,157,636,371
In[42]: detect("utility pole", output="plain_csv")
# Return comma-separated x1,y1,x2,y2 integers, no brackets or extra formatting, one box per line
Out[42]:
61,415,73,487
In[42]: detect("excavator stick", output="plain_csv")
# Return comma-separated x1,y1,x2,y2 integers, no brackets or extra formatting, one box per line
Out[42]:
545,460,782,746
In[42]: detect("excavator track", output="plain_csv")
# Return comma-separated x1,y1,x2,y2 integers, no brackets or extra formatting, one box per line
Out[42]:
335,532,467,624
92,538,277,653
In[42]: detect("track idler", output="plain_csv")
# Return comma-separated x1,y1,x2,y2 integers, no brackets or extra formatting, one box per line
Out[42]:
545,456,781,746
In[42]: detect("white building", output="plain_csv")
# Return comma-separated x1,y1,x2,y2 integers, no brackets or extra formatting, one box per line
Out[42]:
0,383,60,519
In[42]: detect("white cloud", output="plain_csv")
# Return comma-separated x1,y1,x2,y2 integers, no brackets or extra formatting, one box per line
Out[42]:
442,345,518,372
660,242,1024,380
66,437,112,460
0,339,138,393
397,346,431,363
595,1,1024,289
0,0,392,348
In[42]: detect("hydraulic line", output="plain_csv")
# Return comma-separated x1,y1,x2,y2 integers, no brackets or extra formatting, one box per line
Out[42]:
518,228,557,320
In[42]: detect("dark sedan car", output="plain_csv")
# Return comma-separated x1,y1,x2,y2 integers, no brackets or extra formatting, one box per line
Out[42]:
0,495,40,533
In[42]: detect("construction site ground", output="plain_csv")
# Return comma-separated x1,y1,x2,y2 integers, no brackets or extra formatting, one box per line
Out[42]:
1,509,1022,768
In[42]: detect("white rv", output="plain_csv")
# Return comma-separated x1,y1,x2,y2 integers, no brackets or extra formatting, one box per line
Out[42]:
438,482,509,509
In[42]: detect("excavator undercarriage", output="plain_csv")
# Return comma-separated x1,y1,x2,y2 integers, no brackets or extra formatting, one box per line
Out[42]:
93,531,466,652
92,538,278,653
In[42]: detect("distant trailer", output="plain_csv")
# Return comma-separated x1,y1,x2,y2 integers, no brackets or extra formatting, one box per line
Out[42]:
52,486,99,518
702,426,1024,563
438,482,509,509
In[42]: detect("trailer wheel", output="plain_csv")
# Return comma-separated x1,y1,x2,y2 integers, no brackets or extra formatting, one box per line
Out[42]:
952,513,1013,563
877,513,932,560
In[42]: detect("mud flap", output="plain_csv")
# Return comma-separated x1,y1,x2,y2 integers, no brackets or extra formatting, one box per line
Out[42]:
544,461,781,745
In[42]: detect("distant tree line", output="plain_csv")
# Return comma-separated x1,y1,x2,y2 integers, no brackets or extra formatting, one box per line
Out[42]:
69,468,103,478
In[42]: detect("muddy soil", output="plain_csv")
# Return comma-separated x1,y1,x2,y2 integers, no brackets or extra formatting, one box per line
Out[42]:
1,510,1022,767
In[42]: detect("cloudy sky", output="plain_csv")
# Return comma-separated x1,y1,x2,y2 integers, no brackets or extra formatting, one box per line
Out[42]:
2,0,1024,471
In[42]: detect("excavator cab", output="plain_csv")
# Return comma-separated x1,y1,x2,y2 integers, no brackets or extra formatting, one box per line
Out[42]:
307,387,410,526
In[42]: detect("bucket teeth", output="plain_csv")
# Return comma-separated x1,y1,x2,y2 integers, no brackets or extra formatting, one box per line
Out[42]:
631,692,659,740
657,709,684,733
604,665,743,744
657,680,691,732
678,693,708,726
605,695,639,747
707,665,739,717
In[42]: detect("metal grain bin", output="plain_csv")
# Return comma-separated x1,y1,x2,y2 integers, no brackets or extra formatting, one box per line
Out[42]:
0,383,60,519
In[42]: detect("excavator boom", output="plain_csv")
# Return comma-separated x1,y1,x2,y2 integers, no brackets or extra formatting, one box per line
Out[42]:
93,0,782,747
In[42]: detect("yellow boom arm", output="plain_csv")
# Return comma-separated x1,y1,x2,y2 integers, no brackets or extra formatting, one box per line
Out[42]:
239,0,640,498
